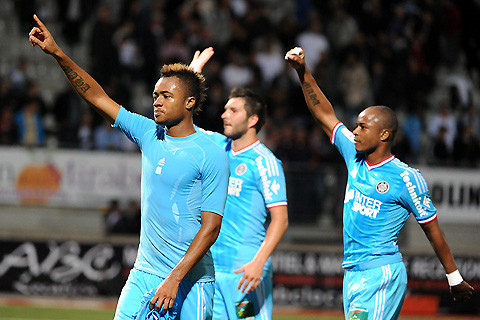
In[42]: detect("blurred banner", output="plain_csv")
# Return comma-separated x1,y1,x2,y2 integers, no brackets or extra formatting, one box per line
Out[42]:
0,147,141,208
0,239,479,315
0,147,479,222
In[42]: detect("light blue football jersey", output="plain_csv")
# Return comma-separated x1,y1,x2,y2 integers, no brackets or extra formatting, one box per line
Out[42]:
198,129,287,275
331,123,437,270
114,107,229,282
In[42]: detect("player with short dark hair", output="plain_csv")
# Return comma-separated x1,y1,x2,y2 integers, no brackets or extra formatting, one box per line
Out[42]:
285,47,474,320
29,15,229,320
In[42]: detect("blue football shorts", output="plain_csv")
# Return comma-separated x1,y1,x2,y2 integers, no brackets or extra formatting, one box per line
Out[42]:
114,268,214,320
343,262,407,320
213,270,272,320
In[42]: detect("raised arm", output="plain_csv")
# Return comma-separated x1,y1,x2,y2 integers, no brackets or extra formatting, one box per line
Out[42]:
421,219,474,302
285,47,339,138
28,15,120,124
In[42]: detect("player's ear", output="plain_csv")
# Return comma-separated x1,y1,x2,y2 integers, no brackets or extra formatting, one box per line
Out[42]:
248,114,259,129
185,96,196,112
380,129,391,142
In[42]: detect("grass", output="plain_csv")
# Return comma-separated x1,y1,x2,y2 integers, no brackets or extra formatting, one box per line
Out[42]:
0,305,479,320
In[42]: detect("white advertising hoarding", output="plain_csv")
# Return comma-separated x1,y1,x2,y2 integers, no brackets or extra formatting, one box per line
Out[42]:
417,167,480,223
0,147,141,208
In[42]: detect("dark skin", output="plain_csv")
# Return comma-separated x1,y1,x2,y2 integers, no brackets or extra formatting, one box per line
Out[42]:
29,14,224,313
285,47,474,302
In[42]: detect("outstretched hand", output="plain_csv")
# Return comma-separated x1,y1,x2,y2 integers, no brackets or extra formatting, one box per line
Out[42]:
450,281,474,303
285,47,305,70
189,47,214,73
28,14,61,56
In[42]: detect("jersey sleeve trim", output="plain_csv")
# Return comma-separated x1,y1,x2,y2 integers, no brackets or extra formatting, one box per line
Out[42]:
330,121,343,144
417,213,437,224
253,146,280,177
266,202,288,209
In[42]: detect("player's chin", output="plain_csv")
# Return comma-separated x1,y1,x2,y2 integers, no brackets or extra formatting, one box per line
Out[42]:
354,143,364,152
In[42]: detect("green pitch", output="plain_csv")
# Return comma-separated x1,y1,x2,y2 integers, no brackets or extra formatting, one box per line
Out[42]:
0,305,478,320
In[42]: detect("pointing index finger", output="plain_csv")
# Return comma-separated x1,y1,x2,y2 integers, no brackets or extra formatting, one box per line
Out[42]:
33,14,47,32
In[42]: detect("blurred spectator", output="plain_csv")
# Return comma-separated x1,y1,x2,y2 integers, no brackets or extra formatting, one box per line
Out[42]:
440,0,462,68
104,199,129,234
431,126,451,166
253,32,285,87
444,72,474,110
56,0,94,45
198,0,232,48
392,130,412,163
458,105,480,139
453,125,480,167
160,29,191,65
89,4,119,86
403,104,425,164
428,103,457,153
113,21,143,81
327,6,359,56
14,99,45,147
0,106,19,145
53,87,86,148
0,78,15,111
77,111,94,150
9,58,29,98
94,121,125,151
125,199,141,235
296,12,329,73
338,50,372,120
220,48,254,92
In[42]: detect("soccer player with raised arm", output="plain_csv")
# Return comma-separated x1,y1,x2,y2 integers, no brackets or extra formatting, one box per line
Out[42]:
285,47,474,320
190,49,289,320
29,15,229,320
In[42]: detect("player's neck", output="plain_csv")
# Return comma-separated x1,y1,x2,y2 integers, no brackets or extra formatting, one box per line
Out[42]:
165,117,196,137
365,149,393,166
231,130,258,151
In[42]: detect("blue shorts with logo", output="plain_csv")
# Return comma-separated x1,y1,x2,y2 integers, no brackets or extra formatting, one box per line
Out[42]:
114,268,214,320
213,271,272,320
343,262,407,320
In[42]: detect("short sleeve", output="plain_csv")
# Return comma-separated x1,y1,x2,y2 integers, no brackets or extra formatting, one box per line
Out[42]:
398,168,437,224
113,107,156,148
254,153,288,209
200,144,230,216
331,122,357,166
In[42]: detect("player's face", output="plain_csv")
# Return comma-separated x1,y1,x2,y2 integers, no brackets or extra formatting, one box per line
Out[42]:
221,98,250,140
152,76,191,127
352,108,384,153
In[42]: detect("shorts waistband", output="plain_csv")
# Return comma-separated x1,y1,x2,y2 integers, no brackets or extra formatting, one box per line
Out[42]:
345,254,403,271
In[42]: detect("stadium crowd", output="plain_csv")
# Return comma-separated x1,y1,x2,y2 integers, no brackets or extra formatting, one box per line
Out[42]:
1,0,480,168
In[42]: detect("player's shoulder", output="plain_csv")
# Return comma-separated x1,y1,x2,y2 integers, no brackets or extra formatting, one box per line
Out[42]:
196,132,227,153
195,126,229,147
246,142,284,178
390,157,423,175
390,157,429,190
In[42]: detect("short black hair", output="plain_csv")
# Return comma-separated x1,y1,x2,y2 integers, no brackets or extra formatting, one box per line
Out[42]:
160,63,207,114
228,87,266,132
371,105,398,141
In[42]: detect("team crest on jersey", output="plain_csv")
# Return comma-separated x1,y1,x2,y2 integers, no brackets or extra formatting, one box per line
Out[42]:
376,181,389,194
235,163,248,176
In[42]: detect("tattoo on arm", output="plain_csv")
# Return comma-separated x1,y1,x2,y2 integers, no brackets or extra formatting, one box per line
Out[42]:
303,82,320,106
61,65,91,93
